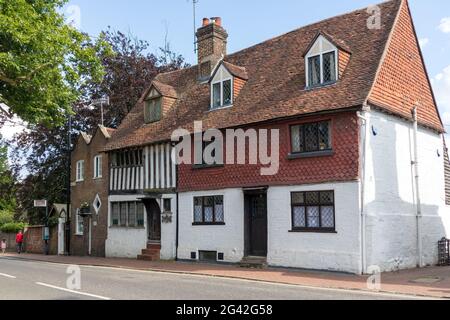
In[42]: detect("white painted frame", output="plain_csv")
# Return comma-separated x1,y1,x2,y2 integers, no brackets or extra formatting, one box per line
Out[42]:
93,155,102,179
210,65,233,110
76,160,85,182
75,208,83,235
305,35,339,88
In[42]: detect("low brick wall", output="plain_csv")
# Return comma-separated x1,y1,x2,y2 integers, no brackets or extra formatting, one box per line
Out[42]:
0,232,17,251
23,226,58,255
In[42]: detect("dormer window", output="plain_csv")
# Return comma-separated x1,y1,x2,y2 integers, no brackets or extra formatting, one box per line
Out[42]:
210,64,233,110
305,35,339,88
144,98,162,123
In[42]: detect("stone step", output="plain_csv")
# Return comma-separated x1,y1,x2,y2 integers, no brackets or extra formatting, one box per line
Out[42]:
239,256,268,269
137,254,159,262
141,249,160,256
147,243,161,250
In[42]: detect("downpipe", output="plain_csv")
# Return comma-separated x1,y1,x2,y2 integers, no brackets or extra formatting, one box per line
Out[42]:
412,107,423,268
357,111,368,275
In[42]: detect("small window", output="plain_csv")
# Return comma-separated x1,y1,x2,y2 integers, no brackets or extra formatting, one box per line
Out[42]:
193,196,225,224
291,191,335,231
76,209,84,235
291,121,331,154
128,202,136,227
307,51,337,87
120,203,127,227
93,155,102,179
76,160,84,182
163,199,171,212
144,98,162,123
137,202,145,227
211,79,233,109
111,203,119,226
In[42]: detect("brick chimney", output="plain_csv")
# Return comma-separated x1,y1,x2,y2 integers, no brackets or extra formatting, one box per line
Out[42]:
196,17,228,80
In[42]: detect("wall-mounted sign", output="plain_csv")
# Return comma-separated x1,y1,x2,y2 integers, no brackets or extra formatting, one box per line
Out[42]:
34,200,48,208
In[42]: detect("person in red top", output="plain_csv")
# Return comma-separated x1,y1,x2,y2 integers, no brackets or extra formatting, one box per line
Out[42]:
16,231,24,254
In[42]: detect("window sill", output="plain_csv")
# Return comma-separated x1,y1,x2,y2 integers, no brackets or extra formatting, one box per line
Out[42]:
305,81,337,91
289,229,337,234
208,104,233,112
192,164,224,170
109,226,145,230
75,180,84,183
75,233,84,237
93,177,103,180
288,150,334,159
192,222,226,226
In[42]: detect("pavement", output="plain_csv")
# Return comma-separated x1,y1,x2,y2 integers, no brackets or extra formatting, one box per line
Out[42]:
1,252,450,299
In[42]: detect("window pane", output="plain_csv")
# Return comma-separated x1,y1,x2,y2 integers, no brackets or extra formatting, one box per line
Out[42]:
291,125,304,153
293,206,306,228
212,83,221,108
204,197,214,222
214,196,224,222
320,191,334,204
318,122,331,150
306,206,320,228
163,199,171,212
194,197,203,222
304,123,318,151
128,202,136,227
112,203,119,226
137,202,144,226
308,55,321,86
292,192,305,205
323,52,336,83
223,80,232,105
120,203,127,226
321,206,335,228
305,192,319,204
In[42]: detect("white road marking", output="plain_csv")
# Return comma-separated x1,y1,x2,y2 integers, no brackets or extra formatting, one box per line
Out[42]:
0,273,16,279
35,282,111,300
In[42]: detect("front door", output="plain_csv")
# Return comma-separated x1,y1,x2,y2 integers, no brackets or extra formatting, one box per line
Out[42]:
245,192,268,257
145,200,161,242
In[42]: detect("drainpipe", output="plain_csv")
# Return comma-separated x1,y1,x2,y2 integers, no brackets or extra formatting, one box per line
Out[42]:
412,107,423,268
357,111,369,275
88,216,92,256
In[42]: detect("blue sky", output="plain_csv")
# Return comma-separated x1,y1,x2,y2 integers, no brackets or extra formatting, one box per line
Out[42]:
3,1,449,141
61,0,450,129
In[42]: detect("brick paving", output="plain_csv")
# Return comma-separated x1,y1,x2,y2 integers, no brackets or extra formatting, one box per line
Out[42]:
2,253,449,299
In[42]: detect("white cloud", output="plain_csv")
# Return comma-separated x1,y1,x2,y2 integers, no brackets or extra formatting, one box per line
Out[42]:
438,17,450,33
419,38,429,48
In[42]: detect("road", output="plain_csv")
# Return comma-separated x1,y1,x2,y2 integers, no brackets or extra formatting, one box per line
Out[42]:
0,256,426,300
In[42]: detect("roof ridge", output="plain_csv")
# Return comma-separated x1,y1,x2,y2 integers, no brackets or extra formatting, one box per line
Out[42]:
226,0,399,59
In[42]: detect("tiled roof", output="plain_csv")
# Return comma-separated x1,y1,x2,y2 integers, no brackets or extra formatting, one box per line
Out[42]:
221,61,249,80
105,0,404,151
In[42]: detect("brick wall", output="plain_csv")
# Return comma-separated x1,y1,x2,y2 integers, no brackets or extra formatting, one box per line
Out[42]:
0,232,16,251
178,111,360,192
71,127,110,257
23,226,58,255
368,0,443,132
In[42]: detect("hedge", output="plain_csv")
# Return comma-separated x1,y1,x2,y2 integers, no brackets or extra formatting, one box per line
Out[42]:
0,222,27,234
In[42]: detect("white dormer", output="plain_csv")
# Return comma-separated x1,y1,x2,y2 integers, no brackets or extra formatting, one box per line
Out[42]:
305,35,338,88
210,64,233,110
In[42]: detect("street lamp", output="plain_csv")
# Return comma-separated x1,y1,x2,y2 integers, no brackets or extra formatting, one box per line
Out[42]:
91,97,110,126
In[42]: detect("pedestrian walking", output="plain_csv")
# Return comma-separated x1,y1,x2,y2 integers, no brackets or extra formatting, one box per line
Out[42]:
1,239,6,254
16,231,24,254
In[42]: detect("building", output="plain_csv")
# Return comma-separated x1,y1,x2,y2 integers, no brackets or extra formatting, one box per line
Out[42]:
104,0,450,273
70,125,114,257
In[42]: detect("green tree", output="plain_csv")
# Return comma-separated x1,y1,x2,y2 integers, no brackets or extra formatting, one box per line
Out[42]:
0,136,16,213
0,0,110,126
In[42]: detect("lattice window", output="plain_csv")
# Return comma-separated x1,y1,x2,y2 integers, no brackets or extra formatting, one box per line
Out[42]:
290,121,331,154
193,196,225,224
291,191,335,231
144,98,162,123
323,52,336,83
308,55,321,87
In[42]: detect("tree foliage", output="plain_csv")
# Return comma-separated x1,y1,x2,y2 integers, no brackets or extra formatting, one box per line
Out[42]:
12,29,188,224
0,0,110,126
0,137,16,214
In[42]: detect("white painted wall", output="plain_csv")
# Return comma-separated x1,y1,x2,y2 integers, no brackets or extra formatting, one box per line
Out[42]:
363,109,450,272
105,194,177,259
178,189,245,263
268,182,361,274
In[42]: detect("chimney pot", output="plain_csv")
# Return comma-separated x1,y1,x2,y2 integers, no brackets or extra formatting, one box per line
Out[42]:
202,18,210,27
211,17,222,27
